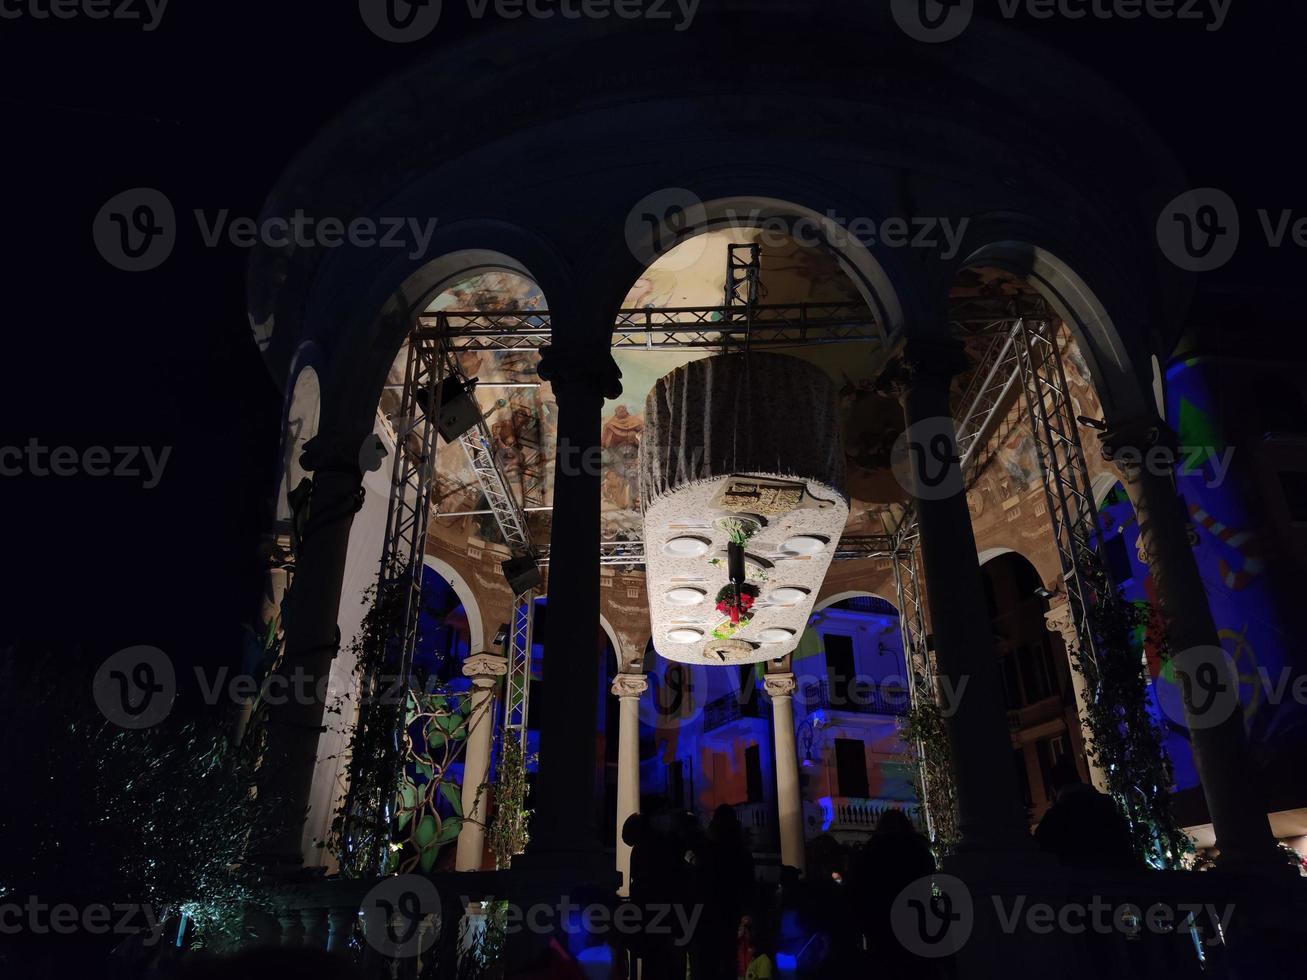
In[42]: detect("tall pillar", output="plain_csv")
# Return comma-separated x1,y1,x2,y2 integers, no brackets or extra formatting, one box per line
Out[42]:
531,345,622,859
765,671,806,874
1102,417,1281,868
456,653,508,871
611,672,648,896
892,338,1031,852
259,434,364,865
1043,597,1110,792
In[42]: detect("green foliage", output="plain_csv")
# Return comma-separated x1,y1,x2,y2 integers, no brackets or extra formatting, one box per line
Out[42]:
900,696,959,858
486,739,532,869
328,573,472,877
1074,553,1193,869
0,652,274,950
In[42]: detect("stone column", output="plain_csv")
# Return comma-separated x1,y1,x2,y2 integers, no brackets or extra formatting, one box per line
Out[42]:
1043,597,1109,792
766,671,806,874
891,338,1031,852
456,653,508,871
530,345,623,859
1102,417,1281,868
259,433,365,865
611,672,648,896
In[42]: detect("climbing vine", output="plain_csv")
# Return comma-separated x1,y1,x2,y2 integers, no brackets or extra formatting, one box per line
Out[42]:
328,571,472,877
900,695,959,858
486,738,532,869
1073,552,1193,869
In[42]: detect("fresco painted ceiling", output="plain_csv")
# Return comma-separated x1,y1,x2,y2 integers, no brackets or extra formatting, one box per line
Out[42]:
383,231,928,550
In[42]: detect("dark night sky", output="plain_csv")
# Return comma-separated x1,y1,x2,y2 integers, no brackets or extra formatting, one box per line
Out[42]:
1,1,1300,676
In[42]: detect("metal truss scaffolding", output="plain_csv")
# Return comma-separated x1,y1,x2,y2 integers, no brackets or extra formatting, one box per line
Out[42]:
890,526,937,840
501,591,536,754
1013,318,1104,670
378,334,444,686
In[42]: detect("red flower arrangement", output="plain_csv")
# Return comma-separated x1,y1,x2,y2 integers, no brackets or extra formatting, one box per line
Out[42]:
715,583,759,625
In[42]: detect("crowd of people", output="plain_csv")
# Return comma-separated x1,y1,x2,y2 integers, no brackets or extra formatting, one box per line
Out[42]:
611,765,1146,980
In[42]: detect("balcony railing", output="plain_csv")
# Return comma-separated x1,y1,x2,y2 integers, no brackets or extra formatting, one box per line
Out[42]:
798,678,910,717
704,691,763,731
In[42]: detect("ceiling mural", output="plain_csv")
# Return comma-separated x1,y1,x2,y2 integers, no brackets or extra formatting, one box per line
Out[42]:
388,232,900,550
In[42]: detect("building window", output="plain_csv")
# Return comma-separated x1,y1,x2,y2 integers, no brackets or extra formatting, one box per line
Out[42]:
1018,642,1054,703
1104,529,1134,584
1000,655,1022,709
1013,748,1033,810
834,738,869,799
668,759,685,808
744,744,763,804
1036,734,1071,803
1279,470,1307,524
824,633,855,709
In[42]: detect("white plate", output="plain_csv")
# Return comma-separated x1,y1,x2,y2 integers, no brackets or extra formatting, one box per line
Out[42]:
782,535,827,555
665,587,706,606
662,535,711,557
759,627,796,643
770,586,809,603
667,627,704,644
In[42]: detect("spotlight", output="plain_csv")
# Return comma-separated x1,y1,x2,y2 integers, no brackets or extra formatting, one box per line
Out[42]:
492,624,510,648
1033,585,1059,600
1076,415,1107,431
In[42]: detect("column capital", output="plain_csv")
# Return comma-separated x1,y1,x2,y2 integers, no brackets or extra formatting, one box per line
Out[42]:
537,345,623,401
299,432,370,482
1042,595,1079,653
462,653,508,687
764,671,797,698
610,672,649,698
879,336,970,397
